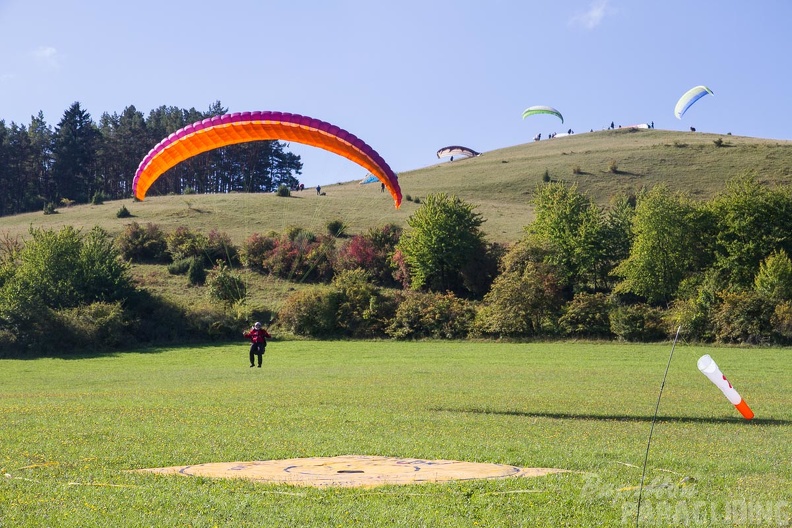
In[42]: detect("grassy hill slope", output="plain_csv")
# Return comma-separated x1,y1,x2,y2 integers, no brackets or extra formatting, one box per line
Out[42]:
1,128,790,245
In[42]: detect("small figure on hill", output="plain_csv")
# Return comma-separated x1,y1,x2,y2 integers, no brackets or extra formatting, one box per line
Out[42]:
316,184,321,195
650,121,654,129
690,126,696,132
243,321,271,368
450,156,454,162
381,182,385,192
610,121,615,129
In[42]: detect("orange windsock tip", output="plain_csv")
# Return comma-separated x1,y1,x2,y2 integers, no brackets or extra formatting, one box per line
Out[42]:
734,399,754,420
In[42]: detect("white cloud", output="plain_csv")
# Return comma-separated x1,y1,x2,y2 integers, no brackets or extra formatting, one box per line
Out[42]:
570,0,610,30
31,46,60,68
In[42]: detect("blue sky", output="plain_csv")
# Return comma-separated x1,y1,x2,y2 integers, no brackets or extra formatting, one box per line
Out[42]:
2,1,790,187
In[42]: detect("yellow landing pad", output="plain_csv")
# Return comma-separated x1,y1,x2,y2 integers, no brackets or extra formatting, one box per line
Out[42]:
137,455,565,488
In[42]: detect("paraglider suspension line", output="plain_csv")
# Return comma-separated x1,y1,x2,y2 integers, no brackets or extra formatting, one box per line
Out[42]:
636,325,681,527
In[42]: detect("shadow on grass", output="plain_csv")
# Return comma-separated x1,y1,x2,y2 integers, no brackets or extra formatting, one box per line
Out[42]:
432,407,792,426
601,169,642,177
7,341,234,361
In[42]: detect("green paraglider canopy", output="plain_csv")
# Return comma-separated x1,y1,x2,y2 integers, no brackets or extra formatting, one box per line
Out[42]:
521,105,564,124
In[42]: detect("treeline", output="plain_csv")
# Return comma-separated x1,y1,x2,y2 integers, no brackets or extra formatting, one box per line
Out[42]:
0,101,302,216
2,174,792,358
270,179,792,344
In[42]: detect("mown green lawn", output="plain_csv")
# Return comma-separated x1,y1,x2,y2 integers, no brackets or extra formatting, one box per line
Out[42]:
2,340,790,527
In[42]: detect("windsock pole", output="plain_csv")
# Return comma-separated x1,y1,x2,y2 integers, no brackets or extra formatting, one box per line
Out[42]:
697,354,754,420
636,325,682,527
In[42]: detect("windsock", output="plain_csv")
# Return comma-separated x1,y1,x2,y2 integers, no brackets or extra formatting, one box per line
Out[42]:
697,354,754,420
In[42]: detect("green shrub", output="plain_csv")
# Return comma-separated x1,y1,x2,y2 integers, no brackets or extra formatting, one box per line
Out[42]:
166,226,208,262
278,272,397,338
167,257,193,275
326,219,347,238
183,186,195,195
116,205,132,218
78,227,135,303
332,269,396,338
712,291,774,345
472,264,563,338
0,227,135,357
413,196,421,204
207,262,247,307
667,297,713,342
0,232,22,261
558,292,612,338
1,226,133,311
115,222,168,263
771,301,792,343
91,191,105,205
666,270,723,342
0,297,57,357
278,288,339,337
188,304,250,340
241,233,277,271
572,165,582,175
386,291,475,340
609,303,667,342
0,327,18,356
205,229,240,267
43,202,58,215
754,250,792,303
55,301,127,350
608,160,619,173
405,195,413,202
543,169,551,182
285,226,312,242
187,257,206,286
276,184,291,197
713,137,725,147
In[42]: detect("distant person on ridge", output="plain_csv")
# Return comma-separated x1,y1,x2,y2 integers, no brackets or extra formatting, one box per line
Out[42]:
243,321,271,368
316,184,321,195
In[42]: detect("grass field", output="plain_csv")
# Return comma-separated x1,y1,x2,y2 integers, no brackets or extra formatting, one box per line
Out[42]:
2,340,790,526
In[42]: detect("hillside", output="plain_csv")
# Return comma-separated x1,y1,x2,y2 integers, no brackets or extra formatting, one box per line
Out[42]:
1,128,790,245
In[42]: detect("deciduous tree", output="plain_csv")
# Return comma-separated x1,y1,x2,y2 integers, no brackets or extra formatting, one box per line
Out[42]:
396,193,487,295
613,185,712,305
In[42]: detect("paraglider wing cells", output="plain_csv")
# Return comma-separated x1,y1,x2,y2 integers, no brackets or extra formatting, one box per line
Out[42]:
521,105,564,124
674,85,714,119
436,146,480,159
132,111,402,208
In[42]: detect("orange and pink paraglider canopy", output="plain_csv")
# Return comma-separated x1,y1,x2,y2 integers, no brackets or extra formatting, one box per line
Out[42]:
132,111,402,208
